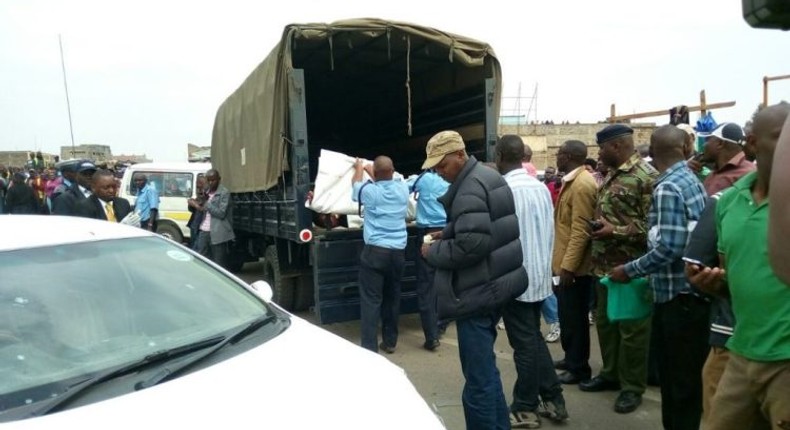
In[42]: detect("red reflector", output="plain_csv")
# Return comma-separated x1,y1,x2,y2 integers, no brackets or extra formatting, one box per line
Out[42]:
299,229,313,243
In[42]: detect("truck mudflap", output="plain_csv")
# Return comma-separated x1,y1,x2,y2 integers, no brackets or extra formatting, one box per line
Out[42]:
312,229,420,324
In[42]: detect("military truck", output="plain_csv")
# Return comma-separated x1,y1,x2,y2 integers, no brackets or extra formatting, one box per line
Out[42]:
211,18,502,324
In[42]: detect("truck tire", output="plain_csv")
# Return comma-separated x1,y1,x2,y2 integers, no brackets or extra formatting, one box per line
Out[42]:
263,245,295,310
157,222,184,244
292,273,315,312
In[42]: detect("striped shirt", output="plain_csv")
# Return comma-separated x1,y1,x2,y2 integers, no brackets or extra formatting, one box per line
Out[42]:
503,168,555,303
624,160,706,303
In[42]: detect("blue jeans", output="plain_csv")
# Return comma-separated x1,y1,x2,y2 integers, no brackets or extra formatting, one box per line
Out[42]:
542,293,559,325
456,313,510,430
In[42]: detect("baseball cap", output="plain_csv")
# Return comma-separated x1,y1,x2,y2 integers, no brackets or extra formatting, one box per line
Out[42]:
422,131,466,169
702,122,744,145
77,161,97,173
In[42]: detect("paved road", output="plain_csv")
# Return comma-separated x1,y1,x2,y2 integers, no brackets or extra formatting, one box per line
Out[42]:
238,263,663,430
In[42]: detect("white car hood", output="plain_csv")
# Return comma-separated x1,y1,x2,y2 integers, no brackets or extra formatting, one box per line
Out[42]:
4,315,445,429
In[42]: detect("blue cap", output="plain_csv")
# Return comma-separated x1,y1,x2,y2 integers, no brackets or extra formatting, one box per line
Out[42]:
596,124,634,145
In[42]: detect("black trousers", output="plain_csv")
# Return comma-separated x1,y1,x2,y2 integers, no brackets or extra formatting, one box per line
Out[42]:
503,300,563,412
415,227,441,343
557,275,593,379
358,245,405,353
653,294,711,430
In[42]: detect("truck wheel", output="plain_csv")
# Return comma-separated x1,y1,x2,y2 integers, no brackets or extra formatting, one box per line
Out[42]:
263,245,295,310
157,222,184,244
292,273,315,312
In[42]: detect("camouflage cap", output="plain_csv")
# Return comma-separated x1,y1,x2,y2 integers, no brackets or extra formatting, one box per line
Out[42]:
422,130,466,169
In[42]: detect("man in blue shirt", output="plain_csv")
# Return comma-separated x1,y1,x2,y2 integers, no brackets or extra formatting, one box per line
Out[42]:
611,125,707,430
351,156,409,353
133,174,160,231
407,170,449,351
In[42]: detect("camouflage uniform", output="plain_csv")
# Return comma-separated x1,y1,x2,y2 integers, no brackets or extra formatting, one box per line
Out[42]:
591,153,657,395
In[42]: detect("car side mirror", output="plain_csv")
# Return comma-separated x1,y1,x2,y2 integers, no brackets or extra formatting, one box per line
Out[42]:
250,280,274,302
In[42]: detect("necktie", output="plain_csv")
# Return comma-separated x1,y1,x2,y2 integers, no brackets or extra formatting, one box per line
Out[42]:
105,202,117,222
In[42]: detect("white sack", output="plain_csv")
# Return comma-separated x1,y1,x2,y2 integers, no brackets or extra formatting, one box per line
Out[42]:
307,149,417,220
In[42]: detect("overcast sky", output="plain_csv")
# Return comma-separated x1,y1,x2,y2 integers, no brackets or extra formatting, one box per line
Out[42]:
1,0,788,162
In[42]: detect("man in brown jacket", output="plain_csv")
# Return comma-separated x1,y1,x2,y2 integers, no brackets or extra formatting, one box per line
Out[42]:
551,140,599,385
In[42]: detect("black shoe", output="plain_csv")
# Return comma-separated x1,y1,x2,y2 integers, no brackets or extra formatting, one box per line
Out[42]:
614,391,642,414
557,371,586,385
579,375,621,392
423,339,440,351
553,359,568,371
379,342,396,354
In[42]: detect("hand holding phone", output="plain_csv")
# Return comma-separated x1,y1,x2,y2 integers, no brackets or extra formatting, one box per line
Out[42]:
579,216,604,231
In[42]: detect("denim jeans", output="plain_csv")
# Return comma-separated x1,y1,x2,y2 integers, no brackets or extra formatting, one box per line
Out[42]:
358,245,405,353
541,293,559,325
503,300,563,412
456,313,510,430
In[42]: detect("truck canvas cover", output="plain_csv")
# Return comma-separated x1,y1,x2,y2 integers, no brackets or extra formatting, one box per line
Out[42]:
211,18,501,192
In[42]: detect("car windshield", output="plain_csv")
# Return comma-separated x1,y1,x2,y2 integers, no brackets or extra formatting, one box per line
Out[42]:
0,236,269,410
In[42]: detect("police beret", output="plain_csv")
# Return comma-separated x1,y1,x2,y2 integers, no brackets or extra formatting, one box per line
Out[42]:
596,124,634,145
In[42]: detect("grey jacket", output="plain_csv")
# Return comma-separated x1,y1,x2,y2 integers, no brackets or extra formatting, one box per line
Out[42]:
426,157,528,320
206,184,235,245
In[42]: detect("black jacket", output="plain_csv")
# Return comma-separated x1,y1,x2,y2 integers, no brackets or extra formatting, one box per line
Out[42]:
74,195,132,222
426,157,528,320
685,193,734,347
52,182,88,216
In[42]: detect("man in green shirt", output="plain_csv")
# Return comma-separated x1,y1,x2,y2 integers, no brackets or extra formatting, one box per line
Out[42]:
688,102,790,430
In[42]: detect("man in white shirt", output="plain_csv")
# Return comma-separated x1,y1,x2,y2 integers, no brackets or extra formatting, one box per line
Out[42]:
496,135,568,429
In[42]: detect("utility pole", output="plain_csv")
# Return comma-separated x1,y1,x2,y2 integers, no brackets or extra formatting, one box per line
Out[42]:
59,34,76,157
763,74,790,107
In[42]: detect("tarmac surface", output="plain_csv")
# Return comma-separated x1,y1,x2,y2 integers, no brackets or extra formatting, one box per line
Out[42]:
238,262,664,430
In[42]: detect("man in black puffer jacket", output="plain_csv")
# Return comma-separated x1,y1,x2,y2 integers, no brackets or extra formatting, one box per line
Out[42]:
420,130,528,430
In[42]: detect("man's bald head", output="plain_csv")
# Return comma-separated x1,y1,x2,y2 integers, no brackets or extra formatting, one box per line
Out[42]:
751,101,790,185
373,155,394,180
649,125,687,171
523,143,533,162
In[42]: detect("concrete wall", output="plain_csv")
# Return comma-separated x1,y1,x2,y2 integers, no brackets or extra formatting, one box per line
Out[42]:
0,151,58,168
499,123,657,170
61,144,113,162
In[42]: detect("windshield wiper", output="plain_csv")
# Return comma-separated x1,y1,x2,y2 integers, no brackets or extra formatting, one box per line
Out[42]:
31,314,277,417
134,314,278,390
30,335,224,417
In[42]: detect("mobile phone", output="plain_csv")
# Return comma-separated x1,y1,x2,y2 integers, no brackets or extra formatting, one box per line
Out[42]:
578,216,604,231
682,257,708,269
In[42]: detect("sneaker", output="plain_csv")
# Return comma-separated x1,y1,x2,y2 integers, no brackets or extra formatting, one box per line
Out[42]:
538,398,569,423
510,411,541,429
544,323,560,343
378,342,396,354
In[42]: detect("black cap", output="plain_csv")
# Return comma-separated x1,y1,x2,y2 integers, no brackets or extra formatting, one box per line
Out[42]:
55,159,84,173
596,124,634,145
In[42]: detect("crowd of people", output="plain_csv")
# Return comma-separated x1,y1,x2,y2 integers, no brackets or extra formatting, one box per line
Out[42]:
1,159,235,271
350,102,790,430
